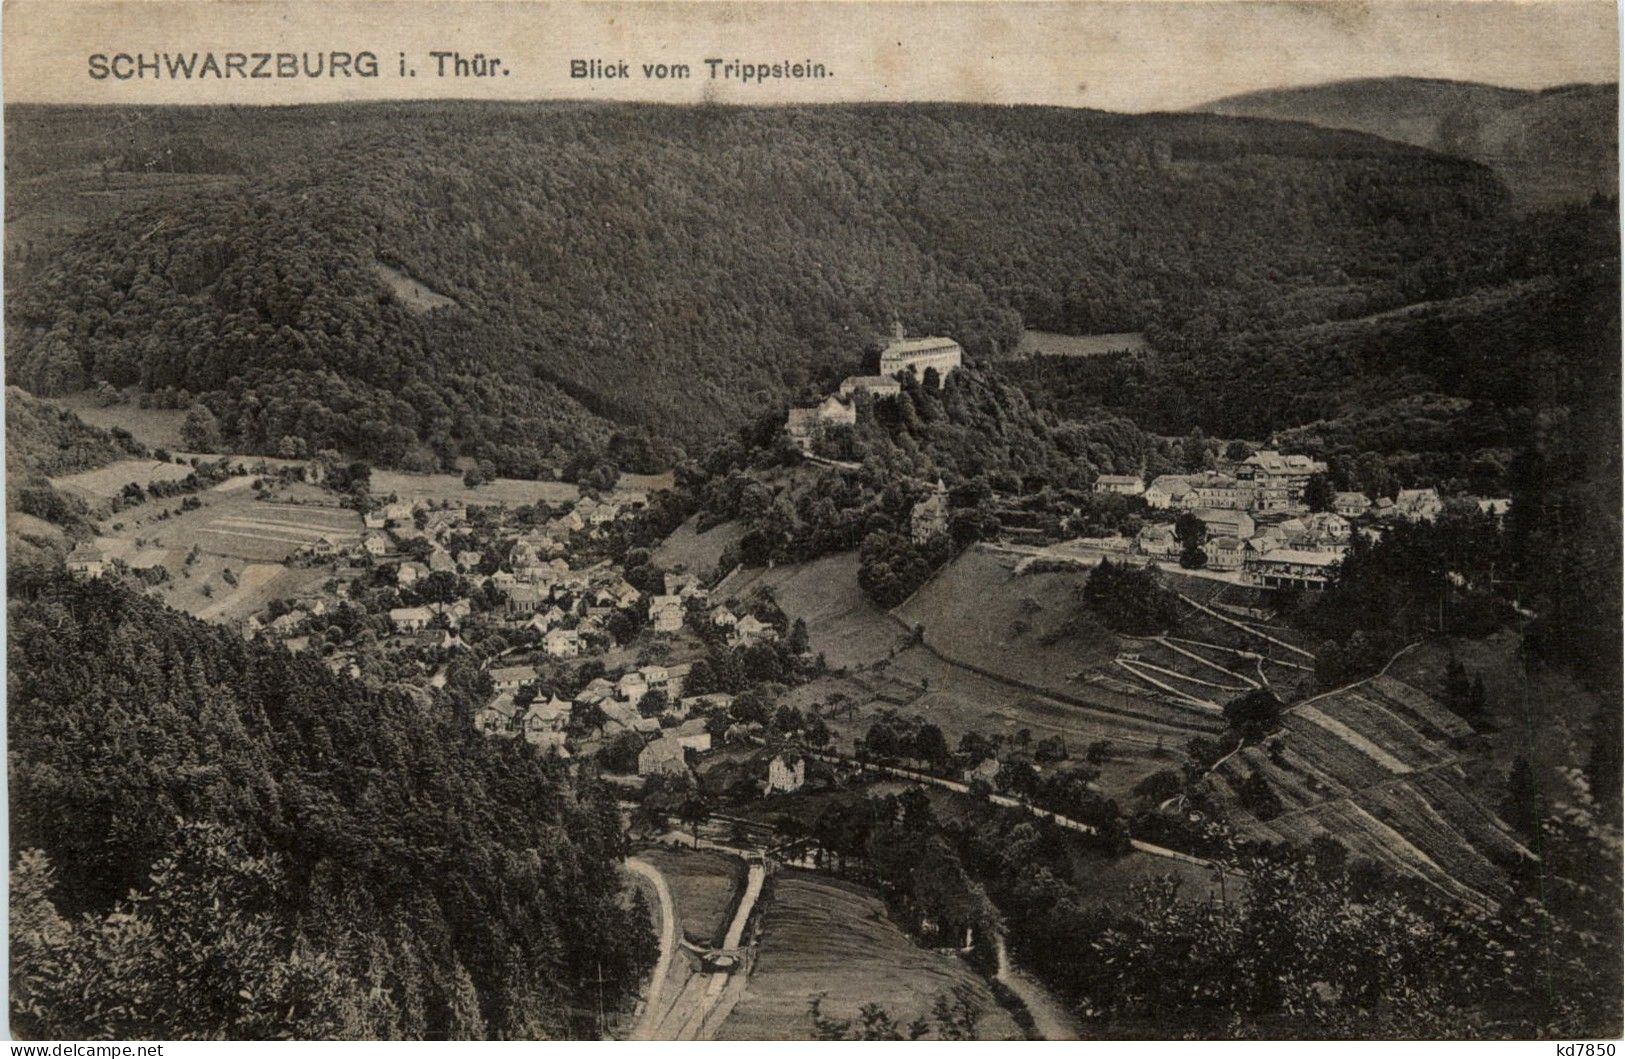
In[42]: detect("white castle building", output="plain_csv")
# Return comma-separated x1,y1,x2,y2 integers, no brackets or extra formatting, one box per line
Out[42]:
879,325,962,384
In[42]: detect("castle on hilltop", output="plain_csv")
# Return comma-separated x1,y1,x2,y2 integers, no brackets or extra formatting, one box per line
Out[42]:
879,322,962,385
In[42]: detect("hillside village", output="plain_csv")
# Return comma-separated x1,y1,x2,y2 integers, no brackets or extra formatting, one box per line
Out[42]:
60,460,824,799
57,328,1515,813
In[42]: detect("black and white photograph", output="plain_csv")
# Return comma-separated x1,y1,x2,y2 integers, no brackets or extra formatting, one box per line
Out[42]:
2,0,1620,1043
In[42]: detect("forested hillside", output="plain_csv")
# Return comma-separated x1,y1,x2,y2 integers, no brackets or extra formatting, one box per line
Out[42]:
1002,201,1617,473
7,570,655,1038
7,102,1507,474
5,386,143,480
1197,77,1618,207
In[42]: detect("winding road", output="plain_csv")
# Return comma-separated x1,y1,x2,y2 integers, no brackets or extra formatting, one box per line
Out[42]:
624,857,677,1042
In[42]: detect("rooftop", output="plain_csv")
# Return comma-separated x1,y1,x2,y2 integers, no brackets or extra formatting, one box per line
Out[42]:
1251,548,1341,566
883,336,962,355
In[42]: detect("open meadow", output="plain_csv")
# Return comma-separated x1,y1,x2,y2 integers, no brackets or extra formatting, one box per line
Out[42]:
91,491,361,621
637,847,748,948
653,516,746,581
720,551,907,670
717,870,1021,1041
41,394,189,452
1016,329,1150,358
50,458,197,500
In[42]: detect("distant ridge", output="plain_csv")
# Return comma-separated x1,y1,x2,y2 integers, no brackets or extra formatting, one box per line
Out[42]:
1195,76,1618,207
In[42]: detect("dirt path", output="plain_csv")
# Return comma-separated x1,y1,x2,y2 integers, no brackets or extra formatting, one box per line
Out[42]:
994,933,1080,1040
624,858,677,1042
676,861,765,1040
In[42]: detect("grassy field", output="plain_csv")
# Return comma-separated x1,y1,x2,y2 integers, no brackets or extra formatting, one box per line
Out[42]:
132,497,363,563
637,847,748,948
721,551,907,670
1065,845,1240,912
897,545,1121,694
50,458,197,500
653,516,744,580
885,546,1227,780
1017,330,1149,358
373,261,457,312
88,492,360,620
719,543,1225,800
372,468,667,507
718,870,1021,1041
43,395,188,452
370,469,580,507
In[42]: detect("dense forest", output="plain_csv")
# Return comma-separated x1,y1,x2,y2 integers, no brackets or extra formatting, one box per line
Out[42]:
4,387,143,480
7,101,1509,475
681,365,1168,596
8,571,655,1038
1000,200,1616,443
5,388,148,549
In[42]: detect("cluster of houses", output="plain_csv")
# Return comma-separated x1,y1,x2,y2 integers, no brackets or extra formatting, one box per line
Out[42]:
220,481,806,788
1086,451,1507,590
229,489,695,673
472,659,719,756
785,329,964,452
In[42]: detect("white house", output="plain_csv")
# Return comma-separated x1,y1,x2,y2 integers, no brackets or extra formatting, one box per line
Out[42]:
1193,508,1255,542
490,664,538,693
544,627,581,659
1394,488,1443,523
66,544,107,579
474,696,520,737
1204,536,1246,571
766,752,806,793
838,375,903,400
673,717,712,753
638,736,689,777
1245,548,1341,590
1137,523,1179,559
1333,492,1371,519
390,606,433,633
650,595,685,633
731,614,775,647
1144,475,1193,510
520,698,572,749
785,395,858,449
617,671,649,704
1093,474,1145,497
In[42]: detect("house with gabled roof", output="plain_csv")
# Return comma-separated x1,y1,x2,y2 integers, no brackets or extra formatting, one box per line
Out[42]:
475,695,521,737
390,606,434,633
66,543,107,579
638,735,690,777
544,627,581,659
1094,474,1145,497
490,664,538,692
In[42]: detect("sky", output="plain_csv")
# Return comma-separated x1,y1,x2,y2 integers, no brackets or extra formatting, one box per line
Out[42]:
4,0,1618,111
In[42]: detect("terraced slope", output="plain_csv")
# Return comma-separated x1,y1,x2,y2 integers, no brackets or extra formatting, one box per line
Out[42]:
1218,674,1533,910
